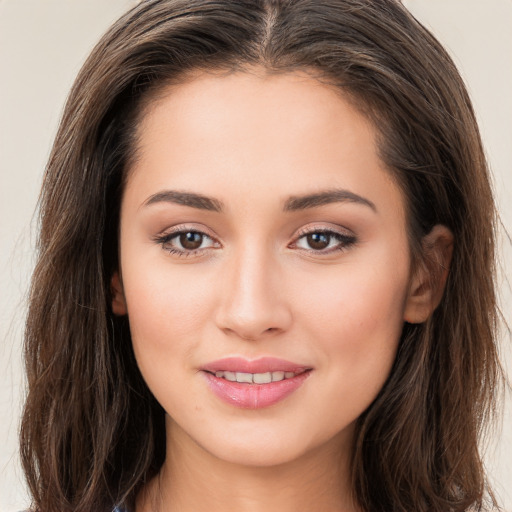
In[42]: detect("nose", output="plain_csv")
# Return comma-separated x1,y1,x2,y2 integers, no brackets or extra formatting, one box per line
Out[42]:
214,244,293,341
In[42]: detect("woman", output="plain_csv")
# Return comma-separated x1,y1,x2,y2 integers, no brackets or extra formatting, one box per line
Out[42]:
20,1,503,511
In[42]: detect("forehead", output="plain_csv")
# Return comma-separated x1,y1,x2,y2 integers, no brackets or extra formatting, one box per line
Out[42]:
134,68,374,161
126,69,405,221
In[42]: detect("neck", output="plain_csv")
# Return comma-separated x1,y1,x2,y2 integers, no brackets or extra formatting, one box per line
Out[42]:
136,417,359,512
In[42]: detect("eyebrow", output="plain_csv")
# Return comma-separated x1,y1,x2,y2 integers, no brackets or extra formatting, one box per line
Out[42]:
142,188,376,213
284,189,376,212
143,190,224,212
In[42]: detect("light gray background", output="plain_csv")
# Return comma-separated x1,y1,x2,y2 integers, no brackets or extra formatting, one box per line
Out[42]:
1,1,510,510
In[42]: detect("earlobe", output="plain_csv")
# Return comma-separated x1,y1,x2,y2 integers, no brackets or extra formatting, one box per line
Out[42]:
404,224,454,324
111,271,127,315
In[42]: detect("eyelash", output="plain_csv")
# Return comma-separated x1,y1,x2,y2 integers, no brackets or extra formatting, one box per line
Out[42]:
152,227,219,258
292,227,357,254
153,226,357,258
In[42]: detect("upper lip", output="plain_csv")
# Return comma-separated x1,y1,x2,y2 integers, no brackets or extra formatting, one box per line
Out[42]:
201,357,312,374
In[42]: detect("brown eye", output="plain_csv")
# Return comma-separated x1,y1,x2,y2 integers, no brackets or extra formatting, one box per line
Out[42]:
179,232,204,250
294,229,357,254
155,229,217,255
306,233,330,250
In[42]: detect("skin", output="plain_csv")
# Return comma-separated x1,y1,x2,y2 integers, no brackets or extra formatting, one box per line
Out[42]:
112,69,452,512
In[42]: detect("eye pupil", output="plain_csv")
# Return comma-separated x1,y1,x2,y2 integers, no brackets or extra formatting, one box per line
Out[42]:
180,232,203,250
307,233,330,250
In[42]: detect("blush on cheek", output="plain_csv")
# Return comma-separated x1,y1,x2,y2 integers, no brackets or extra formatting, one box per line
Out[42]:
126,268,201,320
124,273,214,384
308,272,405,385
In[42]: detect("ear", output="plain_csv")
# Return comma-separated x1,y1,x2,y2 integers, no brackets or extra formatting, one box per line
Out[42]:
111,271,127,315
404,224,454,324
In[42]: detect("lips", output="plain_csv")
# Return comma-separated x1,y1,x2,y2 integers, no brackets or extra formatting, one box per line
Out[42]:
202,356,309,374
201,357,312,409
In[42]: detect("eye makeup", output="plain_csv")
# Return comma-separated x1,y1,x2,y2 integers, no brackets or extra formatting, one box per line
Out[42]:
152,223,357,258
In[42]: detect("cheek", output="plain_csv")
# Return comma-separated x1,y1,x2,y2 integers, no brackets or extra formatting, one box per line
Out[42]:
296,253,409,408
301,259,409,343
121,260,217,373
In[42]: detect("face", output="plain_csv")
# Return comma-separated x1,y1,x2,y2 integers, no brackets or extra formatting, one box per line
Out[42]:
114,70,421,468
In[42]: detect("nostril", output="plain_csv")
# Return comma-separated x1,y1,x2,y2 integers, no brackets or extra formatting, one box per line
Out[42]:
237,326,281,341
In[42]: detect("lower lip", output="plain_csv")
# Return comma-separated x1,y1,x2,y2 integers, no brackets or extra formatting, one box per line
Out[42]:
202,371,311,409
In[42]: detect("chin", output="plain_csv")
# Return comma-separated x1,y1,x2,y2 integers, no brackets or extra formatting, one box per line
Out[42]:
180,416,351,469
206,438,312,468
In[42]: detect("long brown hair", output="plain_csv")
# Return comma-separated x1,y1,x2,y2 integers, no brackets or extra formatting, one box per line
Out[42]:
20,1,502,511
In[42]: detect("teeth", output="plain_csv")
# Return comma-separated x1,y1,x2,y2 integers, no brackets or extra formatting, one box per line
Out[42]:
272,371,285,382
253,372,271,384
236,372,253,383
213,370,304,384
224,371,236,382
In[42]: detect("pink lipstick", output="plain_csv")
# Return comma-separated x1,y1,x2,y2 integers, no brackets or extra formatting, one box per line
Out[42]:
201,357,312,409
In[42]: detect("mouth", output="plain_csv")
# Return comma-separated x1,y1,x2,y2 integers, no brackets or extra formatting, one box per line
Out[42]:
201,357,313,409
